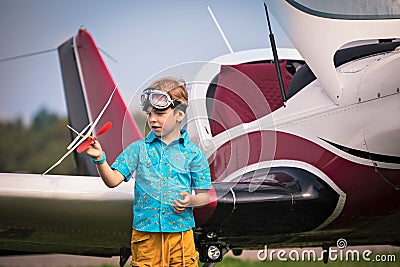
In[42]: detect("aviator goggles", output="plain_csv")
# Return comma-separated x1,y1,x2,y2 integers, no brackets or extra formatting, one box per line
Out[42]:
140,88,181,112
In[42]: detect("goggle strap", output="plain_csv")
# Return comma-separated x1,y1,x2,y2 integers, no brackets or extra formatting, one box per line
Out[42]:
173,100,187,112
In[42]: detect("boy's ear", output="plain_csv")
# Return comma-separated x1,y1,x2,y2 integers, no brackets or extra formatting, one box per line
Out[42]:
175,109,185,122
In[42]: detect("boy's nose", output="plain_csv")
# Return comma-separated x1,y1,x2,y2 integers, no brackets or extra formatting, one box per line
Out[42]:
148,113,157,122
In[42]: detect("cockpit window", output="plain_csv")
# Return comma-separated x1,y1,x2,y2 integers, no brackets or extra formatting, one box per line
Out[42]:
287,0,400,19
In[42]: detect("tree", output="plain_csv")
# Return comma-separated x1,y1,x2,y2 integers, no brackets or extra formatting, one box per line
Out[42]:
0,108,76,174
32,107,58,130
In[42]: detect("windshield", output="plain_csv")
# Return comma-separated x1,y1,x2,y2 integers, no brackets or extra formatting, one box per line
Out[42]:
287,0,400,19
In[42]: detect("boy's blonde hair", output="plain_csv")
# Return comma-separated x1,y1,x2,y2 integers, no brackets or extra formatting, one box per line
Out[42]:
149,77,188,110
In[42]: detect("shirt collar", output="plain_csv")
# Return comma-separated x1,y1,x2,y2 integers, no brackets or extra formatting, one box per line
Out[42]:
145,128,189,146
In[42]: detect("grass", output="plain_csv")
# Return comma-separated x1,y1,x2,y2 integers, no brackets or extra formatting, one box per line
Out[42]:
198,253,399,267
1,252,397,267
86,255,399,267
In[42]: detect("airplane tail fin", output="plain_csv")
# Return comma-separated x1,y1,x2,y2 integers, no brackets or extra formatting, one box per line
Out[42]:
58,29,142,176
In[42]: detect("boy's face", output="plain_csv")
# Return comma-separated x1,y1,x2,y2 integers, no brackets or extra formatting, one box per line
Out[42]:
146,107,184,139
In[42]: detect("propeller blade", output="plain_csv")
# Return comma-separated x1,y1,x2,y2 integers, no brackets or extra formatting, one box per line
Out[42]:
97,122,112,136
77,139,93,153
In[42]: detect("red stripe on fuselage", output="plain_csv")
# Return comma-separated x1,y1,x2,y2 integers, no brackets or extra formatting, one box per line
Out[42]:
207,131,400,227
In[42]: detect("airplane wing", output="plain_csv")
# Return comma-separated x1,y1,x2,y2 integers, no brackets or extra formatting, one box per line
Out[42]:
0,173,133,257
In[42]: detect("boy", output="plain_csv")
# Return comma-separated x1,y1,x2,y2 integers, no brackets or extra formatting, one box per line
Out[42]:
84,77,212,266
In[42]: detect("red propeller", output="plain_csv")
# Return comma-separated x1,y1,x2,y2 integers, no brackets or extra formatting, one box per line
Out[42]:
77,122,112,153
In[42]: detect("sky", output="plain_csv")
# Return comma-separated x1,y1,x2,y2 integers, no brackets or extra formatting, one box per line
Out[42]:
0,0,293,124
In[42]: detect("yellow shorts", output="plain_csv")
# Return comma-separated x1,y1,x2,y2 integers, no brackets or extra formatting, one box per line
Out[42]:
131,229,199,267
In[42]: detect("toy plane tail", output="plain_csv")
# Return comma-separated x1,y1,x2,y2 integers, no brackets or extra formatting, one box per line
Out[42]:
58,29,142,175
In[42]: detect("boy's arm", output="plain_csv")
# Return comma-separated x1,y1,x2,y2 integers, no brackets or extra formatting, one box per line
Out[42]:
173,189,210,214
94,157,125,188
191,189,210,208
86,140,125,188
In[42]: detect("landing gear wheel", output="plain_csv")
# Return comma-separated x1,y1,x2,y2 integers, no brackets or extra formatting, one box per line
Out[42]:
195,229,229,265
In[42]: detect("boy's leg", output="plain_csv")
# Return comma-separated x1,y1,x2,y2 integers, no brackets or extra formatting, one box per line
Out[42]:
169,229,199,267
131,229,164,267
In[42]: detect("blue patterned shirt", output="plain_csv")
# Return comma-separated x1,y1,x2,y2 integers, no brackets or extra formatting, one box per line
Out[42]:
111,129,212,232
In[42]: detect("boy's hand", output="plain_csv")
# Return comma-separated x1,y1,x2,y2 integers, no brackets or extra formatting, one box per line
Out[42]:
173,192,191,214
84,139,103,160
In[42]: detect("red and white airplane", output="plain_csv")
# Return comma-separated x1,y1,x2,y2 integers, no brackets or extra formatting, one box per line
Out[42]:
0,1,399,266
